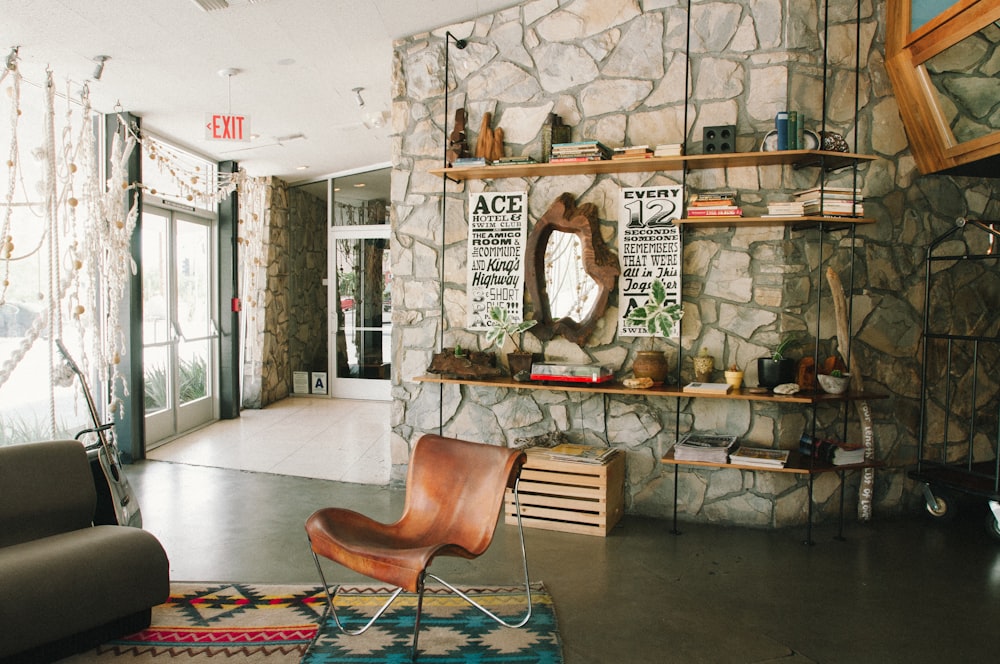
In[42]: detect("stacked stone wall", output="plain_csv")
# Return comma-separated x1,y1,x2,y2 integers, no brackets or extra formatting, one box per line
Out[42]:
386,0,1000,527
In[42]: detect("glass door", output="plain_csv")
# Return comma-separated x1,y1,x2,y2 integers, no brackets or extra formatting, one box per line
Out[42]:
142,205,219,446
329,225,391,400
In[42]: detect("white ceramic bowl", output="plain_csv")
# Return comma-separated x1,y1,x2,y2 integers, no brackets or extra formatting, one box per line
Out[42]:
817,373,851,394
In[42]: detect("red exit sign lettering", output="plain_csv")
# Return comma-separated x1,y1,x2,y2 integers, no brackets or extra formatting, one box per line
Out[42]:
205,113,250,141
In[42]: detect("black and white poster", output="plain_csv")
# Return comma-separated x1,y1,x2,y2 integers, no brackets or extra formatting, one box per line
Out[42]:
467,191,529,330
618,185,683,337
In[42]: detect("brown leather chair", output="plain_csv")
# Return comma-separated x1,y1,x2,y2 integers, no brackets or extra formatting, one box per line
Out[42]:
305,434,532,660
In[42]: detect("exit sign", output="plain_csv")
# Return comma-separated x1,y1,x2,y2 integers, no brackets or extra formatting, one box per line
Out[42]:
205,113,250,141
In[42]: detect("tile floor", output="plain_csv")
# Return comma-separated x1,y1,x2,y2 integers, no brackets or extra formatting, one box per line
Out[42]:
130,397,1000,664
148,396,391,484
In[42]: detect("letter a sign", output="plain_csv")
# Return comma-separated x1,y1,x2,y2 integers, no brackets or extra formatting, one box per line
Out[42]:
205,113,250,142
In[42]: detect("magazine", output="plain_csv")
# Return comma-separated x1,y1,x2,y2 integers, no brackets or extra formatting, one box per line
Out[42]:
729,446,789,468
530,443,620,465
672,433,738,463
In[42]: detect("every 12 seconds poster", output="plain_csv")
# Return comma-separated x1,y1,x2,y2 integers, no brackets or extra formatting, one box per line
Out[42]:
467,191,528,330
618,185,683,337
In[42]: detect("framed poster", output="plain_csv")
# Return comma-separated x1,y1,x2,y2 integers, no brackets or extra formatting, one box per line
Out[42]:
618,185,683,337
467,191,528,330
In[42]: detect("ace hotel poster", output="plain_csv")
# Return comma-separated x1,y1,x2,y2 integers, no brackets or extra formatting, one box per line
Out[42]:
467,191,528,330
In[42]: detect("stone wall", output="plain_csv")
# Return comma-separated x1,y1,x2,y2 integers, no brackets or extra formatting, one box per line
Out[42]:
258,180,291,407
387,0,1000,526
288,188,329,384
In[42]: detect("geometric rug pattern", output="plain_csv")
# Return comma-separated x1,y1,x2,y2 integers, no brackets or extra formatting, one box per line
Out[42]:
61,582,562,663
302,583,563,664
63,583,324,663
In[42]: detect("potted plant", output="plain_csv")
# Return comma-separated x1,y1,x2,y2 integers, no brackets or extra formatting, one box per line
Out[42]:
817,368,851,394
625,279,684,385
757,334,798,388
484,305,538,376
724,362,744,390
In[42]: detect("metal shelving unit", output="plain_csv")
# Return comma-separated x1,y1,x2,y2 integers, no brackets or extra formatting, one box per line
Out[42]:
910,217,1000,541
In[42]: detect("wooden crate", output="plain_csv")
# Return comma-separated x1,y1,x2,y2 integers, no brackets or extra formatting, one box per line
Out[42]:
504,448,625,537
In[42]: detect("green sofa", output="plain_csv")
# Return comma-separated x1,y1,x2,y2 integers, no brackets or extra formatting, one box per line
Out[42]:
0,440,169,662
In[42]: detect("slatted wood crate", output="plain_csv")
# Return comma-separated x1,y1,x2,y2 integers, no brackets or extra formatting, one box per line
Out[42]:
504,447,625,536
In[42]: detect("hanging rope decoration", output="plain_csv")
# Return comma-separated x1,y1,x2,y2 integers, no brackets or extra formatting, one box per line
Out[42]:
1,47,266,430
139,132,239,205
237,173,269,402
0,50,22,307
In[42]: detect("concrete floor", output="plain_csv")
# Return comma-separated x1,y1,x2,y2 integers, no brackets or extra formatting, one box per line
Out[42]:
129,400,1000,664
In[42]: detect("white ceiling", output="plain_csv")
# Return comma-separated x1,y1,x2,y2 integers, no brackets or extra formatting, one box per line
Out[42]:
0,0,522,184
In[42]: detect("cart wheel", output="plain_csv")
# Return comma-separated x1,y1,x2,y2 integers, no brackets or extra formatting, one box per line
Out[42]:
924,488,956,521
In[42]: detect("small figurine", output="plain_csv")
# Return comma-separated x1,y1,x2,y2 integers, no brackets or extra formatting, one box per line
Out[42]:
447,108,469,165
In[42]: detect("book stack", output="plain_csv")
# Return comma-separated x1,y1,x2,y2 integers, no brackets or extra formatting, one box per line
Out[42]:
672,433,738,463
530,443,621,465
612,145,654,160
550,140,612,163
451,156,491,167
654,142,684,157
798,434,866,466
763,200,806,217
496,155,537,165
794,186,864,217
729,446,790,468
687,191,742,218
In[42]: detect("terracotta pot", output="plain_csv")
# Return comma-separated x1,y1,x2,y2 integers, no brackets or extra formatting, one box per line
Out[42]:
507,351,536,377
724,370,744,390
633,350,670,385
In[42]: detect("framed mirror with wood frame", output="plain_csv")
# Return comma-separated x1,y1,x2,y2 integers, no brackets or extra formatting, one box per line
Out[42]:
525,192,619,346
886,0,1000,175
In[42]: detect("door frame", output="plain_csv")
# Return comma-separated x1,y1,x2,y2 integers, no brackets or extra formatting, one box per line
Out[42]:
327,223,391,401
142,201,221,447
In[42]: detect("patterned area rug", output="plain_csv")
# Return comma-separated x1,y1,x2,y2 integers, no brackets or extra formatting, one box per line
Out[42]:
62,583,324,662
303,583,562,663
62,582,561,663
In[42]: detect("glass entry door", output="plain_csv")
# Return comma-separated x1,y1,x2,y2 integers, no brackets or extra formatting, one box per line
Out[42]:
329,225,391,400
142,205,219,446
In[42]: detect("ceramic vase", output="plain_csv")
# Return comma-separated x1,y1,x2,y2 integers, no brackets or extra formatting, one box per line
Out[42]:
693,349,715,383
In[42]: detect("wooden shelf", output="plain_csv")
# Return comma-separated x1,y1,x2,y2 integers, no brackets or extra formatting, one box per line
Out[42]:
429,149,876,180
413,374,886,404
661,448,879,475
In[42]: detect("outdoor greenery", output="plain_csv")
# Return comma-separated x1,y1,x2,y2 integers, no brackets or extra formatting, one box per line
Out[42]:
144,355,208,411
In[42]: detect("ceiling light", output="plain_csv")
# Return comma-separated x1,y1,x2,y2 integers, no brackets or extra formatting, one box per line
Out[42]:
353,183,366,188
190,0,229,11
352,87,366,108
92,55,110,81
296,165,309,171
